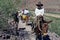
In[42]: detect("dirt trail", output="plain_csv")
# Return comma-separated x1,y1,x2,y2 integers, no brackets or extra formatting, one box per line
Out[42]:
18,20,36,40
44,13,60,18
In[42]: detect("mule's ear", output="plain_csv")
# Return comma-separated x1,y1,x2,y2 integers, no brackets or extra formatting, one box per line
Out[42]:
49,20,52,22
47,20,52,24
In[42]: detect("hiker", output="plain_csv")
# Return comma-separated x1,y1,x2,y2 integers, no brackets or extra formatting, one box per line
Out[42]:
12,11,20,36
34,2,52,40
12,11,19,29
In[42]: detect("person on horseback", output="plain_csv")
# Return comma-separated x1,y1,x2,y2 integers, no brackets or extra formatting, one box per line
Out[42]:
34,1,52,40
34,2,44,40
22,9,30,23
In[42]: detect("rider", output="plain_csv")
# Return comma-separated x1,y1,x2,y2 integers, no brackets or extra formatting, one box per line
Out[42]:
23,9,30,23
34,2,52,40
34,1,44,40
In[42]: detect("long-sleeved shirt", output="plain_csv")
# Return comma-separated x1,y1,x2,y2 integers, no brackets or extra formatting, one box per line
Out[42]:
24,9,29,14
35,8,44,16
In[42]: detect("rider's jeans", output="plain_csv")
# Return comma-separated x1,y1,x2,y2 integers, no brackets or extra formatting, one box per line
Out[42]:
36,34,42,40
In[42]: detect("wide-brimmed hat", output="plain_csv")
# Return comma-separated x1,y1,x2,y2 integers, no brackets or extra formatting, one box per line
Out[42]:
36,2,43,6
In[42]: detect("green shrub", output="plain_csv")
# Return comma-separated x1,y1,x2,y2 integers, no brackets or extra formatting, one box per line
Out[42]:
45,16,60,36
0,0,21,30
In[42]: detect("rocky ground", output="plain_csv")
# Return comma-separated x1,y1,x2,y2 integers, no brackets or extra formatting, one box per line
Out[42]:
0,15,60,40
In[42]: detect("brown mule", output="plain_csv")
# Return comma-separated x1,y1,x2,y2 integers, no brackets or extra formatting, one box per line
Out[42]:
42,23,49,36
33,16,52,36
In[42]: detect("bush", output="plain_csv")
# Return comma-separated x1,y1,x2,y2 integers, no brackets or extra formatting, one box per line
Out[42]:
0,0,18,30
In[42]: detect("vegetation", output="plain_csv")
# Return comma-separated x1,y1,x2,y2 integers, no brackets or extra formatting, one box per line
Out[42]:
0,0,21,30
45,16,60,36
47,12,60,15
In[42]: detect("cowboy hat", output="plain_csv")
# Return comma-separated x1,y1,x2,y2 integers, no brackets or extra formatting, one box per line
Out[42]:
36,2,43,6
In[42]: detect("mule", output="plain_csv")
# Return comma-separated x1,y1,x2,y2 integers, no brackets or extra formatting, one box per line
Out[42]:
33,16,52,40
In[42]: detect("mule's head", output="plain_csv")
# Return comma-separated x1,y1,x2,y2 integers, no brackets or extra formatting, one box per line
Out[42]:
42,23,49,34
